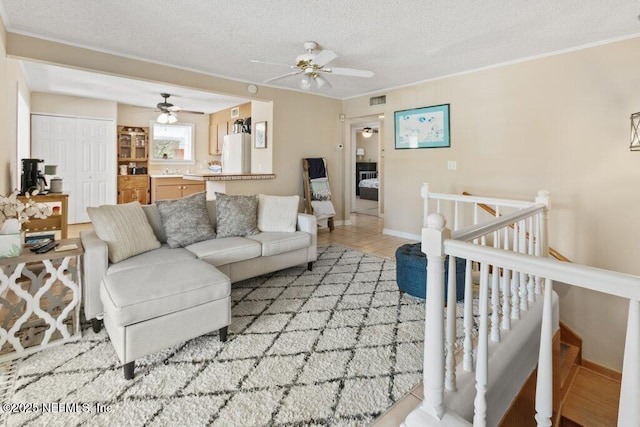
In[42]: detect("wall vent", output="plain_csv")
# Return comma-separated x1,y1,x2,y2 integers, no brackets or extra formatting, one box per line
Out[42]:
369,95,386,106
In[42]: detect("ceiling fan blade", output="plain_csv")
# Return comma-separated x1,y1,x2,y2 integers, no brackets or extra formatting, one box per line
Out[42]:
177,110,205,115
313,49,337,67
251,59,296,69
264,70,303,83
327,67,374,78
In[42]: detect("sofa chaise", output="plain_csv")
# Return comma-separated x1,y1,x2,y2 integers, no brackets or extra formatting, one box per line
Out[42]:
80,193,317,378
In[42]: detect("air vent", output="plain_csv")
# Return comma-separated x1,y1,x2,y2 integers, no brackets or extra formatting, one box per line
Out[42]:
369,95,386,106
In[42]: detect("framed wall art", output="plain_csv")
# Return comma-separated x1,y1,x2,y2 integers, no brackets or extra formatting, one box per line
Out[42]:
394,104,450,149
255,121,267,149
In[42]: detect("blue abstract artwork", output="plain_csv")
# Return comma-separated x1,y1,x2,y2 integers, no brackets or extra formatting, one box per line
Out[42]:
394,104,450,149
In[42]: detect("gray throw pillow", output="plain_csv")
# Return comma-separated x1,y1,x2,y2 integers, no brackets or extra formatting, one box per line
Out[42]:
156,192,216,248
215,193,259,238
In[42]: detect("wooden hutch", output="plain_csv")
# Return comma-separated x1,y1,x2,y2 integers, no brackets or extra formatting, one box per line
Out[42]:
117,126,150,204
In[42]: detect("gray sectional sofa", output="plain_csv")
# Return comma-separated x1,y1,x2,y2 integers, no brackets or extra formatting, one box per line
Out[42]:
81,200,318,329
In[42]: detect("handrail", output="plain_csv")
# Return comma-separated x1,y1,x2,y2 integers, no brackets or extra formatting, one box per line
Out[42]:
445,239,640,301
424,191,534,209
463,191,571,263
451,205,545,243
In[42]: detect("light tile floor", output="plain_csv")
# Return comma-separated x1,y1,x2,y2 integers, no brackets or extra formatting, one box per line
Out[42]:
69,213,423,425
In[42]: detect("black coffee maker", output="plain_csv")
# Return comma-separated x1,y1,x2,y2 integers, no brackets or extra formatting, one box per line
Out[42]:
21,158,47,195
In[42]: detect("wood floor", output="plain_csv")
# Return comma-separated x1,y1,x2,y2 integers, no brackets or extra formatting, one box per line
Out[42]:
69,215,621,426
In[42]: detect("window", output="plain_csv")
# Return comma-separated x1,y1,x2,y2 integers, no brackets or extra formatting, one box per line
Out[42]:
149,122,195,164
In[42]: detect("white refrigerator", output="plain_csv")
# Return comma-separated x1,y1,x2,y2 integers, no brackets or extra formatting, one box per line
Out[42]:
222,133,251,174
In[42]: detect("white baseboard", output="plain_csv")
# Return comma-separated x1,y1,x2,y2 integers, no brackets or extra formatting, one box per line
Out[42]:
383,228,421,241
334,219,352,226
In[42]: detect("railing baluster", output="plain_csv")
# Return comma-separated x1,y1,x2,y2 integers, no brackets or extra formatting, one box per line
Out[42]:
527,216,535,302
618,299,640,425
421,183,429,227
534,278,554,427
502,227,512,330
445,255,457,391
473,262,490,426
511,222,520,320
519,220,529,311
534,213,542,295
464,258,474,372
491,263,500,342
473,203,479,245
454,201,459,231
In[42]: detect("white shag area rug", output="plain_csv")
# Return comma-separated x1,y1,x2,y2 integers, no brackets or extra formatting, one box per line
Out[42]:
1,246,476,427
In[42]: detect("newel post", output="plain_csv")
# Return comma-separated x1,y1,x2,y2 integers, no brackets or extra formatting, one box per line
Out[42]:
535,190,550,258
421,213,450,420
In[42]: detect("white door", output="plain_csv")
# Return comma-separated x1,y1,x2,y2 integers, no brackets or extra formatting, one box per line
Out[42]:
31,115,116,224
75,118,115,223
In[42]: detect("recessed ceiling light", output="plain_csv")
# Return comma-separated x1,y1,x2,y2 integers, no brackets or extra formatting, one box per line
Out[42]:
378,114,385,119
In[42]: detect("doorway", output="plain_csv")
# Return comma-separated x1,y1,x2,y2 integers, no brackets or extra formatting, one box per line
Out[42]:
351,117,381,217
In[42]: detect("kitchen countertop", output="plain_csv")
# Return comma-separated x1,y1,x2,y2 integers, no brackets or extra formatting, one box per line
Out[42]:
149,174,185,178
183,173,276,181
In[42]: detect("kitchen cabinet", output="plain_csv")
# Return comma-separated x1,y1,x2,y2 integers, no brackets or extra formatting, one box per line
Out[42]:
118,126,149,204
117,175,150,204
150,177,205,203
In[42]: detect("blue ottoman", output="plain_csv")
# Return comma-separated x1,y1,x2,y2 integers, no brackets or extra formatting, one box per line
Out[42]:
395,243,466,301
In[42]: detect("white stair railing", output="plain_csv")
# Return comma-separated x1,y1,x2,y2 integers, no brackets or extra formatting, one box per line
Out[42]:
403,185,640,427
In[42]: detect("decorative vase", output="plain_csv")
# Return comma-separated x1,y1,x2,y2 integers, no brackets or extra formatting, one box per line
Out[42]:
0,232,24,258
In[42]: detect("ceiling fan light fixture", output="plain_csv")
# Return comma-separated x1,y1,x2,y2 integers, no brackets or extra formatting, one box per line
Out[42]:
300,77,312,90
168,113,178,124
315,74,328,89
157,112,169,124
362,127,374,138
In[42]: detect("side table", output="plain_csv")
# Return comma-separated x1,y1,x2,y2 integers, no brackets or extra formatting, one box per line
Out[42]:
0,238,83,362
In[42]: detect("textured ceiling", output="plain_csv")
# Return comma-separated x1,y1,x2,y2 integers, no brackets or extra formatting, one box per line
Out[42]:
2,0,640,101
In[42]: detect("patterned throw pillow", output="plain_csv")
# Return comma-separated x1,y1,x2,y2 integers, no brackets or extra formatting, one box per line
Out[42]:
310,177,332,200
87,202,161,263
156,192,216,248
215,193,259,238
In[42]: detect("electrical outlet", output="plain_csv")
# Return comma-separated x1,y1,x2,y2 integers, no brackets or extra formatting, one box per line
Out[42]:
447,160,457,170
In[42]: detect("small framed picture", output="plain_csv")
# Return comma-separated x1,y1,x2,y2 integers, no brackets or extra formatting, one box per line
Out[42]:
231,107,240,118
255,121,267,149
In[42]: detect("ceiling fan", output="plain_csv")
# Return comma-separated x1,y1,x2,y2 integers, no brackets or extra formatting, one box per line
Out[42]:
359,127,378,138
251,41,374,91
155,93,204,123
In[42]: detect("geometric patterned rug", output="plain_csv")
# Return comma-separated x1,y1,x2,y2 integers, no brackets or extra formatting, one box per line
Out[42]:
2,246,444,426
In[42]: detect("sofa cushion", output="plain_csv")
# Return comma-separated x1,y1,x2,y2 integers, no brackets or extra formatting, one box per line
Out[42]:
87,202,161,264
247,232,311,257
258,194,299,233
141,204,167,243
186,237,261,266
215,193,259,238
106,244,196,275
156,192,216,248
101,259,230,327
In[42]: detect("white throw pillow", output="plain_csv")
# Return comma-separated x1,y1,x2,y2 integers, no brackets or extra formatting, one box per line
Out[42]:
87,202,161,263
257,194,300,233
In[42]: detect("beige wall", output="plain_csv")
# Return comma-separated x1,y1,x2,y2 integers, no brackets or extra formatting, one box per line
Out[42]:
31,92,117,119
344,37,640,370
251,100,273,173
356,132,379,163
5,32,345,220
0,18,31,195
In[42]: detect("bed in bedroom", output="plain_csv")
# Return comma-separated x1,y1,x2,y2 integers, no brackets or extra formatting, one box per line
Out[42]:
358,171,379,201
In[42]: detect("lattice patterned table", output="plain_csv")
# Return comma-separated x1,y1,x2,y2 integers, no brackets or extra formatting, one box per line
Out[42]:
0,238,82,362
